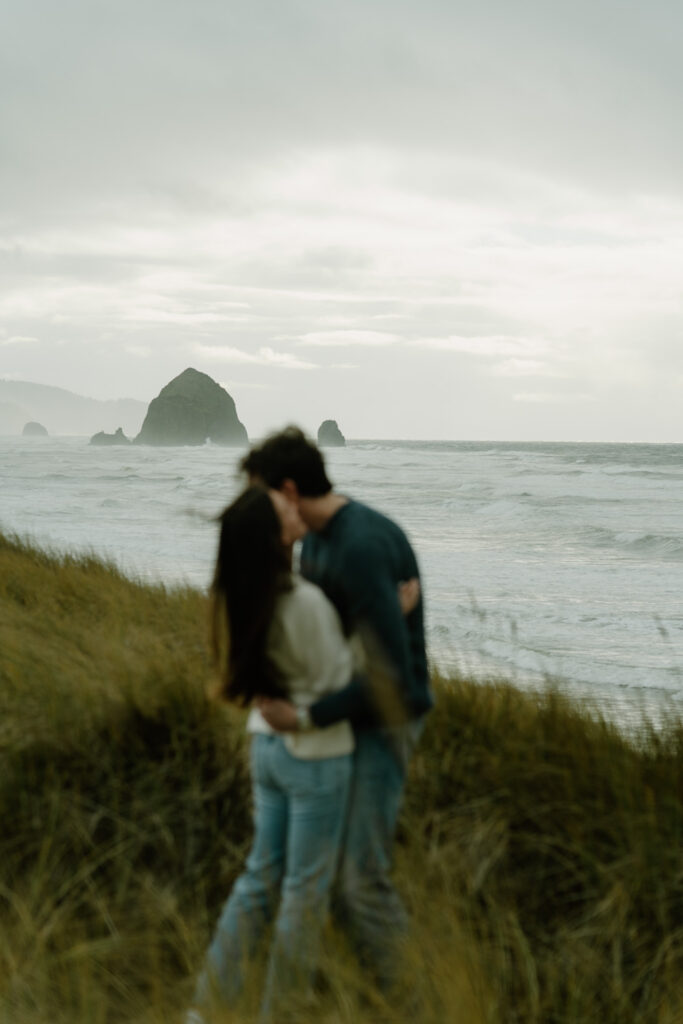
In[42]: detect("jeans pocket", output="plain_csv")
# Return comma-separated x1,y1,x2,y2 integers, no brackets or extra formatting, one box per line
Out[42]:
249,733,274,787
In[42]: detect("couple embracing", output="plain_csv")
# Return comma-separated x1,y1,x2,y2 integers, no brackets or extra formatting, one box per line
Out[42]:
187,427,433,1022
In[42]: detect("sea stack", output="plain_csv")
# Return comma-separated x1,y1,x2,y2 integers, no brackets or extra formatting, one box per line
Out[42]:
90,427,131,446
134,368,248,447
22,421,48,437
317,419,346,447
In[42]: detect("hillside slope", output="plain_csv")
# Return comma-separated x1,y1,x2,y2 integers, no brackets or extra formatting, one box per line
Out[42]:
0,379,147,436
1,531,682,1023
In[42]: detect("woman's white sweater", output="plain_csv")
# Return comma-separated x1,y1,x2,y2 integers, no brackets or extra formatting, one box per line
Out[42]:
246,577,355,759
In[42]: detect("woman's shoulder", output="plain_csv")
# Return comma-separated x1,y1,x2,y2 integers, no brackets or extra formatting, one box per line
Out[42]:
278,581,339,626
286,575,328,605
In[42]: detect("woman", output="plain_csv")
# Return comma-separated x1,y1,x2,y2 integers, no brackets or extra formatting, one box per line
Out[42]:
187,485,417,1022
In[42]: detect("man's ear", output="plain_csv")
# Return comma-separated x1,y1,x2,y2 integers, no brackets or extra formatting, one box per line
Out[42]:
280,478,300,503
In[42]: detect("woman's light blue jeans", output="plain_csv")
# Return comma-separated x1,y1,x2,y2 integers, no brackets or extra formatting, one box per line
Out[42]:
191,733,352,1019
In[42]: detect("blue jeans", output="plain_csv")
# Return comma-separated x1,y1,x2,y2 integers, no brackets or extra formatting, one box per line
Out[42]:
192,734,352,1019
334,718,425,990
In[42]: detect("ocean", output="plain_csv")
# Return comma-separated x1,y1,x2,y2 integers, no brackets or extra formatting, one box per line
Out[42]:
2,437,682,727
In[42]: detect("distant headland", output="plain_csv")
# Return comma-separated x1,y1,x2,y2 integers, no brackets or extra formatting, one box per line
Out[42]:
0,379,146,437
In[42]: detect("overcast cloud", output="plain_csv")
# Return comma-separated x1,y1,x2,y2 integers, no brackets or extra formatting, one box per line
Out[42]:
1,0,682,439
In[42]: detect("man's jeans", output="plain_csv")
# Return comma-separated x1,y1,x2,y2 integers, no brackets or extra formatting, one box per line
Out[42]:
334,717,425,990
192,734,352,1018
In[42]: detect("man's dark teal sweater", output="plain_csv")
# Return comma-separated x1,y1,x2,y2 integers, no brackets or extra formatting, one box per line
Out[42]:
300,499,433,729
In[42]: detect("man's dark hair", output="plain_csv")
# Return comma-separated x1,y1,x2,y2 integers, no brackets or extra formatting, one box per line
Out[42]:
240,426,332,497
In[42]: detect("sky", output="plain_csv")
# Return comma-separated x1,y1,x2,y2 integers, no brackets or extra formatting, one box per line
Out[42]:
1,0,682,441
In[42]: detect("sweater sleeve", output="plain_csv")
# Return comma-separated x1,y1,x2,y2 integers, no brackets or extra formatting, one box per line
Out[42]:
308,671,380,728
270,582,354,702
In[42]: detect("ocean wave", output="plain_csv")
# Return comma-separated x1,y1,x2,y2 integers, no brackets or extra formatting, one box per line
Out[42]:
584,526,683,560
603,469,683,480
625,533,683,559
177,507,217,523
95,473,144,481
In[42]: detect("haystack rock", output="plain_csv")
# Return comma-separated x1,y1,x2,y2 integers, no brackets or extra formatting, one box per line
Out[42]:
22,421,48,437
90,427,131,446
134,368,248,447
317,419,345,447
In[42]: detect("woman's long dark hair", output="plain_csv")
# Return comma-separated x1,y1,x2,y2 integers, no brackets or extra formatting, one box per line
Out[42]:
211,486,292,704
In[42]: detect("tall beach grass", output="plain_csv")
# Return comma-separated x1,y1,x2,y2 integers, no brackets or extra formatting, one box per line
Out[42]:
1,530,682,1023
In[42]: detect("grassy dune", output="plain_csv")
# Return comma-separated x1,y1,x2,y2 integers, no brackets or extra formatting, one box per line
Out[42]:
1,531,682,1023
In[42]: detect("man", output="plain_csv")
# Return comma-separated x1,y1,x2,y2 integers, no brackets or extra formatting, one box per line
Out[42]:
241,426,433,990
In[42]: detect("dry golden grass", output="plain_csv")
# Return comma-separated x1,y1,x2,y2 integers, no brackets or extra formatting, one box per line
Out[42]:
1,531,682,1023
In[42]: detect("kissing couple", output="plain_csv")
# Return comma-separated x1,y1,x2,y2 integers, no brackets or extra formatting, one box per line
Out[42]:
186,427,433,1022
